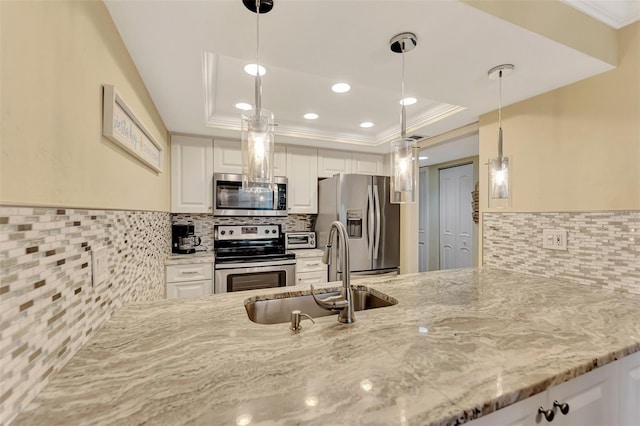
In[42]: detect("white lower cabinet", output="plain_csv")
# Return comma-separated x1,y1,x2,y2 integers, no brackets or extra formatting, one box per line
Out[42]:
619,351,640,426
167,280,212,299
295,255,327,285
468,356,633,426
467,391,545,426
548,361,618,426
166,263,213,299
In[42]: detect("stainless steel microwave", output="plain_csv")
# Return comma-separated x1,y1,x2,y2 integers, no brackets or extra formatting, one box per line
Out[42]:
213,173,287,217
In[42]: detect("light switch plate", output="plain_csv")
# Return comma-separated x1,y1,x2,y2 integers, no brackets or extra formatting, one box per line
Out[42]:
91,247,109,286
542,229,568,251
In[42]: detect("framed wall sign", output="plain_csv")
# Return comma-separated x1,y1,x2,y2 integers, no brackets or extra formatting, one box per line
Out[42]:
102,84,164,173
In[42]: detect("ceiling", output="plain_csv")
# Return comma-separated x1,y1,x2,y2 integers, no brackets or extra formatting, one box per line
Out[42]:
104,0,626,155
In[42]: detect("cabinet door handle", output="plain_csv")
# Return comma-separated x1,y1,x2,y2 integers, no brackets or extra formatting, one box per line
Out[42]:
553,400,570,415
538,407,555,422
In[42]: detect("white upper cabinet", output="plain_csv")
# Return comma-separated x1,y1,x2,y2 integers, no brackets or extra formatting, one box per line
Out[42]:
214,140,286,177
213,139,242,174
274,144,287,177
171,135,214,213
352,152,385,176
318,149,352,178
286,146,318,214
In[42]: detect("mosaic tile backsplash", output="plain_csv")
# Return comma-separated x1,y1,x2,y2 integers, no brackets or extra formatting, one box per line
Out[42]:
172,213,315,251
483,211,639,294
0,206,170,425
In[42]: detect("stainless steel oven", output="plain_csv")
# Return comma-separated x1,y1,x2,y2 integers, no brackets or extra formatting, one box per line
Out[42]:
213,224,296,293
213,173,288,217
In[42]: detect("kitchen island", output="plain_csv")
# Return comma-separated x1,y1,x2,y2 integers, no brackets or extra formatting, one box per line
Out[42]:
12,268,640,425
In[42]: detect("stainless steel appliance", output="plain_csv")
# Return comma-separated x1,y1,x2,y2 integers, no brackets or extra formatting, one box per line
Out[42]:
315,174,400,277
172,224,202,254
285,232,316,249
213,224,296,293
213,173,288,217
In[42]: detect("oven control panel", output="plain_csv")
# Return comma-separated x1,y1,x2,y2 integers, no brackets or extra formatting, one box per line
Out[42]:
215,225,280,240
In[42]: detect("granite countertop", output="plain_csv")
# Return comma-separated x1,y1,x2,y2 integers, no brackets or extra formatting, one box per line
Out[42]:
165,251,214,265
13,268,640,425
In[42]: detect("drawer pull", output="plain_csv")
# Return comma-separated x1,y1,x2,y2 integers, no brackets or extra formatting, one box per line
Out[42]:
180,271,199,275
553,401,569,415
307,262,320,266
538,407,554,422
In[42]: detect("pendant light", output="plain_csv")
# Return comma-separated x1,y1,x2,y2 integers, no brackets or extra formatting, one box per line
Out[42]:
487,64,514,208
241,0,275,192
390,32,418,204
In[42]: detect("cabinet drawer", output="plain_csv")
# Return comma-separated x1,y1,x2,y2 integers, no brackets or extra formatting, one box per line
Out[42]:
167,280,212,299
296,257,326,272
166,263,212,283
296,270,327,285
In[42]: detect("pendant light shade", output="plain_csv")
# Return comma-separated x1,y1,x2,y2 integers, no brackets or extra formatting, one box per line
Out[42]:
241,108,275,191
487,64,514,208
391,137,417,203
242,0,275,192
389,32,418,204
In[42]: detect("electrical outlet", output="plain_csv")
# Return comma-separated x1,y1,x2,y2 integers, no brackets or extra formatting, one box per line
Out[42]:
542,229,567,251
91,247,109,286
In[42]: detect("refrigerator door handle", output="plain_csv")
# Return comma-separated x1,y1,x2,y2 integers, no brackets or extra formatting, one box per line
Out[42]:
373,184,381,260
367,184,374,261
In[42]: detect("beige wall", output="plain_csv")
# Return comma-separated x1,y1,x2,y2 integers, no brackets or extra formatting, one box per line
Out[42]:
1,0,170,211
479,22,640,214
463,0,617,66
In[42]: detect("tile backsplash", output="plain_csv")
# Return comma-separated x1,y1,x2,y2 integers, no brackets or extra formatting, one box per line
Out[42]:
0,206,170,425
172,213,315,251
483,211,639,294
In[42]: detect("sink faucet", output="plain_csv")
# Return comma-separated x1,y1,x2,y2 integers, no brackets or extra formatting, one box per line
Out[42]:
310,221,355,324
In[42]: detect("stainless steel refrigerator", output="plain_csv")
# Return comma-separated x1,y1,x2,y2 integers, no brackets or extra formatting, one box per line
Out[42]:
315,174,400,278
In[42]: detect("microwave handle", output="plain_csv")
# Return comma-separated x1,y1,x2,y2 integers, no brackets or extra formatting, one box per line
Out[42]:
273,187,277,210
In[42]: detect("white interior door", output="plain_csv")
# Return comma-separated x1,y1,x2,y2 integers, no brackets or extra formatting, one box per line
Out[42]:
439,163,473,270
418,167,428,272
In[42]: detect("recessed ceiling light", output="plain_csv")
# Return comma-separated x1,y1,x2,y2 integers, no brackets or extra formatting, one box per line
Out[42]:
235,102,252,111
331,83,351,93
400,97,417,106
244,64,266,76
304,113,318,120
360,122,374,128
419,156,429,160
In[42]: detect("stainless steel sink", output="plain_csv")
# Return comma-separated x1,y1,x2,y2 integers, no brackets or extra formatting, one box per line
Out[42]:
245,286,397,324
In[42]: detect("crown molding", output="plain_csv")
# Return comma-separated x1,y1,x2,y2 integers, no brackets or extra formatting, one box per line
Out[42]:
204,104,466,148
561,0,640,29
373,104,467,146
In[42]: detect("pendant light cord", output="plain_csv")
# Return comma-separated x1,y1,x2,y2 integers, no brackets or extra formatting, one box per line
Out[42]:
400,45,407,140
497,69,503,159
254,0,262,113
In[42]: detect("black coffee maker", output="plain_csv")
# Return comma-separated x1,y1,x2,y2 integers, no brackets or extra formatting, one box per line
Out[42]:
172,224,201,254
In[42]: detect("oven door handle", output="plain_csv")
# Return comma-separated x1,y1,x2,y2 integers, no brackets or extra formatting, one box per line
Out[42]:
214,259,297,269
